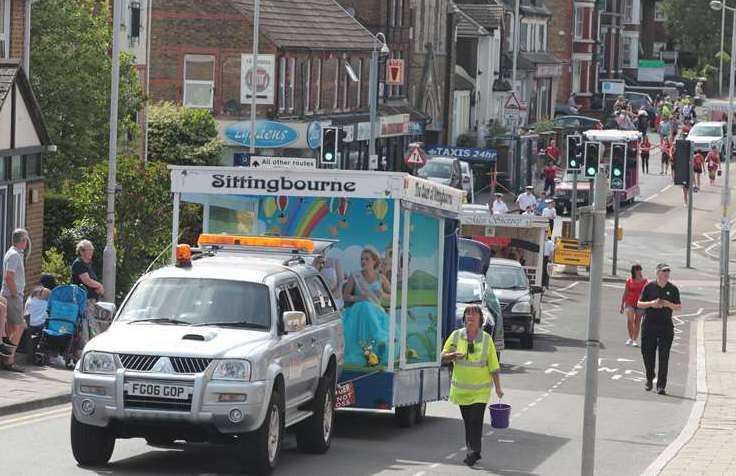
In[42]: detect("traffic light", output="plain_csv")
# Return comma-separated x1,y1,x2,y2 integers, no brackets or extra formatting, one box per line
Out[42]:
610,143,626,191
674,139,692,186
320,127,338,166
584,142,601,178
566,135,582,171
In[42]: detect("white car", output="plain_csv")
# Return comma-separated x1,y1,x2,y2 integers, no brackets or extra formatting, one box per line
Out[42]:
460,161,475,203
686,121,727,156
70,237,343,474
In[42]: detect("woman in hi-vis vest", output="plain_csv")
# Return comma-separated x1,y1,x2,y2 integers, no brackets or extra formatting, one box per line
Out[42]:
442,305,504,467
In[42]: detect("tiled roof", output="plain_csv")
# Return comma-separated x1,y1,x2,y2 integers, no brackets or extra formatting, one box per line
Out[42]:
229,0,375,51
497,0,551,16
457,8,488,37
456,3,504,30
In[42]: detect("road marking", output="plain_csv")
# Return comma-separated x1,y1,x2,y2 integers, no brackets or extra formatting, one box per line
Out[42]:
429,463,440,469
498,439,515,443
523,361,533,366
556,281,580,292
0,406,70,431
413,471,426,476
445,453,457,460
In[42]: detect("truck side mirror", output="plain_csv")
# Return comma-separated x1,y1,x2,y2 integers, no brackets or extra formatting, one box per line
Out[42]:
283,311,307,333
94,302,117,322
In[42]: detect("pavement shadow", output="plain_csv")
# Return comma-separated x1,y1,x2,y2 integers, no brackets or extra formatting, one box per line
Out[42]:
620,202,675,215
90,414,569,475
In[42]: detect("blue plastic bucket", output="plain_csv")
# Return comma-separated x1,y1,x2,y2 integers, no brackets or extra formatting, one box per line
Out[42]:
489,403,511,429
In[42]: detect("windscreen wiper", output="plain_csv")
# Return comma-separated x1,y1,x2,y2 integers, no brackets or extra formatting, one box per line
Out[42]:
128,317,191,325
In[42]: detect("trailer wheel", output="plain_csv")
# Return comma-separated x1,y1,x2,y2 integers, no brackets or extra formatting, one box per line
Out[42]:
414,402,427,424
396,404,418,428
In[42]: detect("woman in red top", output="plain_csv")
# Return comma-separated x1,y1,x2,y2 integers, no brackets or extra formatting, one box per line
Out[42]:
692,150,705,191
639,137,651,174
660,137,671,175
706,146,720,185
620,264,647,346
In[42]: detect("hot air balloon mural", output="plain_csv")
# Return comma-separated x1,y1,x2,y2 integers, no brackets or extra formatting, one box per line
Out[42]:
372,199,389,232
276,196,289,224
336,198,349,229
262,197,277,218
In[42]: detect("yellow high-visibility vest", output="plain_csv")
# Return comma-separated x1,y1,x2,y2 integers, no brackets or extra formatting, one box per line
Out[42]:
443,329,499,405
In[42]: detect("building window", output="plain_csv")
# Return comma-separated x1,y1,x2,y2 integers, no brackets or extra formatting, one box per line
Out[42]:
572,61,582,93
183,55,215,109
623,0,634,23
622,35,638,68
0,0,9,58
654,3,666,21
288,57,295,112
314,58,322,111
129,1,141,47
356,59,363,108
340,56,349,110
305,60,312,113
653,42,666,55
574,7,584,40
538,24,546,51
391,0,404,27
520,23,529,51
278,57,286,110
333,58,339,110
278,57,296,112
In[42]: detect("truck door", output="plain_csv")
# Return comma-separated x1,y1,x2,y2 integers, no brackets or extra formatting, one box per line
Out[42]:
304,275,338,392
275,284,308,409
285,282,316,402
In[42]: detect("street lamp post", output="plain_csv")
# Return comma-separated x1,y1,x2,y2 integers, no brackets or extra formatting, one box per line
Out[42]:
711,0,735,352
721,5,726,97
369,33,389,171
102,0,123,303
250,0,261,156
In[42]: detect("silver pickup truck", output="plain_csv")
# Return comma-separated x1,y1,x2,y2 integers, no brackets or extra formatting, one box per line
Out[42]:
70,239,344,475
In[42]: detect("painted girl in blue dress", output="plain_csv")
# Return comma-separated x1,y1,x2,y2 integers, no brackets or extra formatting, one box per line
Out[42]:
341,247,392,367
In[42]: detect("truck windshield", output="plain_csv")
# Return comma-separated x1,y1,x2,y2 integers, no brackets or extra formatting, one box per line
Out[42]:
117,278,271,330
457,277,483,303
419,161,452,178
486,266,529,290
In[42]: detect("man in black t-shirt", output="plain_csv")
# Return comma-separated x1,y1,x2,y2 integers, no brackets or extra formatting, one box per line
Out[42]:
637,263,682,395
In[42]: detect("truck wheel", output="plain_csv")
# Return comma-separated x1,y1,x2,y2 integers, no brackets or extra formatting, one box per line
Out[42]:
520,331,534,349
296,369,336,454
396,404,417,428
70,413,115,466
241,388,283,475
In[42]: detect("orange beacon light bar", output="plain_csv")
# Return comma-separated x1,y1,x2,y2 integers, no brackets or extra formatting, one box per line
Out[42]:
197,234,316,253
176,244,193,267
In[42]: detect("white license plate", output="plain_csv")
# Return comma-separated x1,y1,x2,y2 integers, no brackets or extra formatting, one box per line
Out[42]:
125,382,191,400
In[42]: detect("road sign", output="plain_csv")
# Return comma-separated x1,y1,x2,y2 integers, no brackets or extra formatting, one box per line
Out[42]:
405,146,427,167
504,92,524,111
553,239,592,266
248,156,317,169
386,59,404,85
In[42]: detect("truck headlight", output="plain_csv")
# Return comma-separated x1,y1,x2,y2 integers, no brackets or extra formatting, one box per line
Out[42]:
511,301,531,314
212,360,252,381
82,352,116,374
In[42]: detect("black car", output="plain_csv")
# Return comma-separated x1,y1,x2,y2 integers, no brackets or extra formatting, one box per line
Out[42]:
531,115,603,134
485,258,543,349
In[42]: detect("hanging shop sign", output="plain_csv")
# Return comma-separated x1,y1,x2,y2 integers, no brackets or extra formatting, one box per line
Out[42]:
241,54,276,105
222,120,300,149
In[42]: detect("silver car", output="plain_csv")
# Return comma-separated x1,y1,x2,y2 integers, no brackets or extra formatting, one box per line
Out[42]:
70,247,344,474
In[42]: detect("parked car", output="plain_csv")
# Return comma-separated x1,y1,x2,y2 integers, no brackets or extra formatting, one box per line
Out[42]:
686,121,727,157
460,161,474,202
70,238,343,474
485,258,543,349
455,271,504,356
417,157,463,190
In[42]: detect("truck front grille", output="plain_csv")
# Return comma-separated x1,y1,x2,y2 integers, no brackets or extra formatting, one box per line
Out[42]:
170,357,212,374
118,354,212,374
123,395,193,412
119,354,158,372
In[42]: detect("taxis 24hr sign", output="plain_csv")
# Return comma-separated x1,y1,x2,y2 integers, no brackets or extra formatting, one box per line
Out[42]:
426,145,498,163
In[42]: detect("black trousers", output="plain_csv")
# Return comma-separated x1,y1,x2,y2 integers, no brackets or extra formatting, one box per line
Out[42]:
641,154,649,173
459,403,486,454
542,256,550,288
544,179,555,195
641,322,674,389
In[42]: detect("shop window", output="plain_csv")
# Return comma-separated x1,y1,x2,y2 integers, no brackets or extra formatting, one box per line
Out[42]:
183,55,215,109
129,1,141,47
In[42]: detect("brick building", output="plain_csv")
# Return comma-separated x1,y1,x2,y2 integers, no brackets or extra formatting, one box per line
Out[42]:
599,0,625,83
0,0,53,288
146,0,428,171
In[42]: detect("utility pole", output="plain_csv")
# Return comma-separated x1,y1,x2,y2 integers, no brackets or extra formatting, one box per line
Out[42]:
249,0,261,156
686,162,694,269
721,6,726,98
368,45,379,171
102,0,123,303
581,173,608,476
571,171,578,238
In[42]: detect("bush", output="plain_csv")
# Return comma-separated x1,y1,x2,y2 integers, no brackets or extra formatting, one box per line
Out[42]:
44,193,78,251
42,248,71,284
147,102,224,165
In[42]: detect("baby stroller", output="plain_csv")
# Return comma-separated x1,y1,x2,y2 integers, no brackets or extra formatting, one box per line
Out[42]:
33,285,86,369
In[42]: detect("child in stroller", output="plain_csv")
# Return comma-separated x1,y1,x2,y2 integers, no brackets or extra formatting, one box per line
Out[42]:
23,286,50,354
33,285,86,368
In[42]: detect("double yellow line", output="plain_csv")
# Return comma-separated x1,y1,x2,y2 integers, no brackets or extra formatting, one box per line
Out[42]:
0,405,70,432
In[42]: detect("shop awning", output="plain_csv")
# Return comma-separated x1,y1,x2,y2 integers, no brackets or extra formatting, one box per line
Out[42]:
0,60,54,157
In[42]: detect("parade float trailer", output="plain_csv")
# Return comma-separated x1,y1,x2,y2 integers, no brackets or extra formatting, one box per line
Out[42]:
169,166,465,426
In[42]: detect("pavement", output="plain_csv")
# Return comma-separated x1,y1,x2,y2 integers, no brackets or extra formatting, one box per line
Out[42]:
0,353,73,417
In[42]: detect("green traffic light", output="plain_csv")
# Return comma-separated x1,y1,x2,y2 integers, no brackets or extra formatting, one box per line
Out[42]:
325,153,333,161
587,167,596,175
571,160,577,167
613,169,622,177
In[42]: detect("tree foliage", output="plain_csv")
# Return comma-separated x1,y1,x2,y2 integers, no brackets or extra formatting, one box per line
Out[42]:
30,0,144,190
147,102,224,166
662,0,730,69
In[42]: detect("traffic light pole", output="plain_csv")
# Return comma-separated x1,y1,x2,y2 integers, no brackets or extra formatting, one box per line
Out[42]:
612,191,619,276
687,163,694,269
571,171,578,238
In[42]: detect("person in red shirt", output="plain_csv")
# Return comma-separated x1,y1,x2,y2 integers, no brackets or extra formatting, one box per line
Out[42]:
692,150,704,191
706,146,720,185
620,264,648,346
546,139,560,164
542,161,558,195
660,137,671,175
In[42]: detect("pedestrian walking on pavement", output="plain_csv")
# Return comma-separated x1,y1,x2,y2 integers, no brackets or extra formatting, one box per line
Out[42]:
542,161,558,195
620,264,647,347
442,305,503,467
640,136,651,174
660,137,671,175
516,186,536,214
706,146,720,186
491,192,509,215
637,263,682,395
546,139,560,165
541,199,557,234
542,234,554,289
1,229,29,372
692,149,704,191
